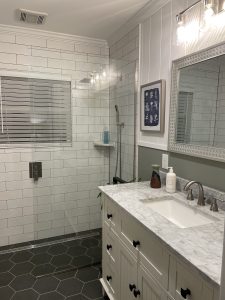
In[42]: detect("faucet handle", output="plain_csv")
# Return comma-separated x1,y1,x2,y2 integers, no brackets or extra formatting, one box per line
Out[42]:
210,198,219,212
187,189,194,201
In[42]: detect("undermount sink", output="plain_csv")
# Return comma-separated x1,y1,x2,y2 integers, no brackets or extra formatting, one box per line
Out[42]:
140,196,219,228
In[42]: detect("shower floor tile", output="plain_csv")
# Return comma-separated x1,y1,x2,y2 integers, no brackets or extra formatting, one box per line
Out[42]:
0,234,105,300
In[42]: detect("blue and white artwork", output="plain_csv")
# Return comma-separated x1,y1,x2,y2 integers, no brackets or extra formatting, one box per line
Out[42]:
144,88,159,127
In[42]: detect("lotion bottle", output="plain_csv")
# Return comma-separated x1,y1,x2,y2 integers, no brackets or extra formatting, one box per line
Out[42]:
166,167,176,193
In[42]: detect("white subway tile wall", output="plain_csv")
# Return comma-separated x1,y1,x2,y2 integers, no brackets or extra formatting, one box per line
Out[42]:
109,26,139,182
0,28,109,246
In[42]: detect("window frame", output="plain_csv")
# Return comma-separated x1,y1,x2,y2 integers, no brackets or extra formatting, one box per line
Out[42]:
0,71,72,148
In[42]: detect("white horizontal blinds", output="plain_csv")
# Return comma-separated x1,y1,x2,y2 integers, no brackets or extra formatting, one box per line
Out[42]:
176,91,193,144
0,76,72,144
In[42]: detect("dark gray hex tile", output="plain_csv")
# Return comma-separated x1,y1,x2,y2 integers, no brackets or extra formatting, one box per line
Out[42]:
0,260,14,272
86,247,102,262
33,276,59,294
11,289,38,300
10,262,34,276
39,291,65,300
0,286,15,300
54,270,77,280
82,280,103,299
10,274,36,291
66,295,88,300
11,251,33,263
57,278,83,297
51,254,72,267
72,255,92,268
0,253,12,262
81,238,99,248
48,244,67,255
0,272,14,287
76,267,100,283
32,264,55,277
67,246,86,257
31,253,52,265
55,265,74,273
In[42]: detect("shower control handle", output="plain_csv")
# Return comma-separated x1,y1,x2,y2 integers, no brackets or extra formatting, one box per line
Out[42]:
181,288,191,299
106,276,112,282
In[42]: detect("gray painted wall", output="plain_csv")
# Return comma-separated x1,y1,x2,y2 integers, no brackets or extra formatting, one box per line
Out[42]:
138,146,225,192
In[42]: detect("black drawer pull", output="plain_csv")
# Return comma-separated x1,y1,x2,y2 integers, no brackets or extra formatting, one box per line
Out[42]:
106,276,112,282
133,240,140,248
181,288,191,299
129,284,136,291
133,289,141,298
107,244,112,251
107,213,112,219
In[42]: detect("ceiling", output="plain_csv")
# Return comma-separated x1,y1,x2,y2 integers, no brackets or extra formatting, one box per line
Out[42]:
0,0,150,40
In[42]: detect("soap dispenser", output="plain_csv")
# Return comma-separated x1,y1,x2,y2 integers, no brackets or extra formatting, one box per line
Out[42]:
166,167,176,193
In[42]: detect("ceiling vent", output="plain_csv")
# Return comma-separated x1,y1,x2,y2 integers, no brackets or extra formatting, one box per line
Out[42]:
19,9,48,25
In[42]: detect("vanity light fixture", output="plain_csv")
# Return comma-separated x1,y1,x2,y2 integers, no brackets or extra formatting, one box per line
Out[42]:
218,0,225,11
176,0,201,25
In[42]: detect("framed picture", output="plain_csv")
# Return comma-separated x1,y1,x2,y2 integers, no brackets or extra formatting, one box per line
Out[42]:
140,80,166,133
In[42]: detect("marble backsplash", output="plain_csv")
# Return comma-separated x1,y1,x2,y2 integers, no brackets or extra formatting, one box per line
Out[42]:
160,171,225,211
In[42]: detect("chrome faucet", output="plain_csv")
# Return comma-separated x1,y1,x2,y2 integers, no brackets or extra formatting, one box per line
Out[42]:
184,181,205,206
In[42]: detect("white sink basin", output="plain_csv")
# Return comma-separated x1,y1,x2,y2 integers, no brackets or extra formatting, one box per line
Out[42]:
140,196,219,228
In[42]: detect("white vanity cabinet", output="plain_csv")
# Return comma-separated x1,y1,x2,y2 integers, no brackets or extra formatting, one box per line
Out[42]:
101,194,219,300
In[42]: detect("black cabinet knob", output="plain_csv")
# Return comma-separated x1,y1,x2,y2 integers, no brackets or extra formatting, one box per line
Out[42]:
129,284,136,291
133,289,141,298
181,288,191,299
106,276,112,282
133,240,140,248
107,244,112,251
107,213,112,219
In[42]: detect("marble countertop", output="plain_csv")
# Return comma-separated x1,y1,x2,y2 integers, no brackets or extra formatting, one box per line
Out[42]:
99,182,225,288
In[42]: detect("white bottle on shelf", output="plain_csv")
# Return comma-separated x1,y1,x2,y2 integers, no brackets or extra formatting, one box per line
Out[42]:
166,167,176,193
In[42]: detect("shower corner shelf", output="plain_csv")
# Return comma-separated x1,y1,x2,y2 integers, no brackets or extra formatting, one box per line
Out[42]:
94,141,115,148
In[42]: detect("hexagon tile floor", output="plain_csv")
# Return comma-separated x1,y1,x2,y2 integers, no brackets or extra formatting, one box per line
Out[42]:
0,235,106,300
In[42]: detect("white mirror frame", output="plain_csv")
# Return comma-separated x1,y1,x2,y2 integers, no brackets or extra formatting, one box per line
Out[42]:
169,41,225,163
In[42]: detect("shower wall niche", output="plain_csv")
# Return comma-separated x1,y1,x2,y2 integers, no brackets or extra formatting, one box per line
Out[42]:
109,26,139,182
0,27,109,247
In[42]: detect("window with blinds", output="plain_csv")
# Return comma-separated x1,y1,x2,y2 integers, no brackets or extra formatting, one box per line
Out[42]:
0,76,72,144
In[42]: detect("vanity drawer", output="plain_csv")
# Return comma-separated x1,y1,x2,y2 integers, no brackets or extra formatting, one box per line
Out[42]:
120,211,169,288
102,225,119,266
102,256,119,300
169,257,214,300
103,195,120,233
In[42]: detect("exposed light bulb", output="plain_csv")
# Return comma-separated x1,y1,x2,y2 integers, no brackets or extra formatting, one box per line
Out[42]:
177,21,199,44
102,71,106,78
204,6,215,20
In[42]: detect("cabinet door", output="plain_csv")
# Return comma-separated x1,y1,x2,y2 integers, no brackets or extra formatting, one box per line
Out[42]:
119,240,138,300
138,265,167,300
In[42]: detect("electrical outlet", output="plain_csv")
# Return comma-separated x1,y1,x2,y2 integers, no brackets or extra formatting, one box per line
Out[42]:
162,154,168,170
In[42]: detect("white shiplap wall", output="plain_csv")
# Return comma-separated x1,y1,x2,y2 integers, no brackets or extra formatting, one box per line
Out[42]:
0,26,109,247
138,0,225,151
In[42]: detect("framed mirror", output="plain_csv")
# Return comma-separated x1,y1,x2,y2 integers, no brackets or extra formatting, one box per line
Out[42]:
169,42,225,162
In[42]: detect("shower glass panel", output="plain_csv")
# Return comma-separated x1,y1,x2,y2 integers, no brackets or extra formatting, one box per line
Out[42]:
109,27,139,183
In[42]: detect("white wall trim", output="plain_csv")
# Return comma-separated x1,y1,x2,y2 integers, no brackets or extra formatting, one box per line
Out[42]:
0,24,108,47
138,140,168,151
108,0,170,46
